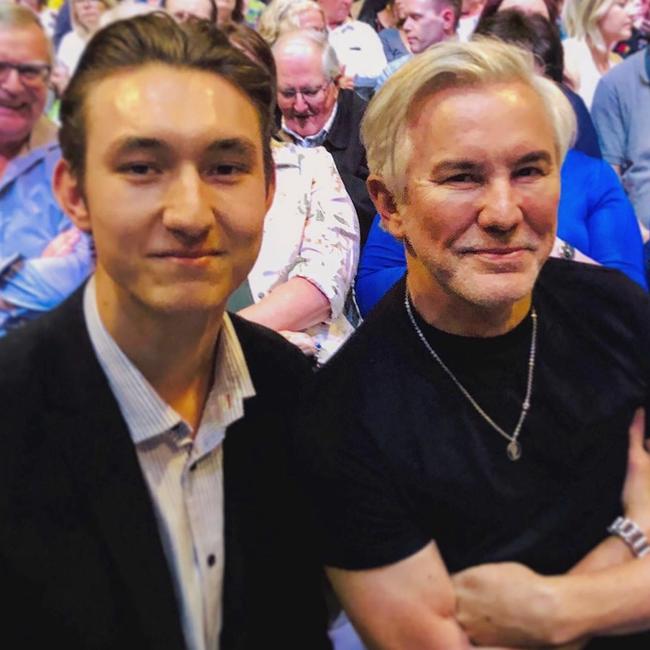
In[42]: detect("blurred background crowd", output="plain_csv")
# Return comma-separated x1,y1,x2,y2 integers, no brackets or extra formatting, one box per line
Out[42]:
1,0,649,364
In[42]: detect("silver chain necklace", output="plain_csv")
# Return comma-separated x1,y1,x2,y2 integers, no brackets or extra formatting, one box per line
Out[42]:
404,288,537,461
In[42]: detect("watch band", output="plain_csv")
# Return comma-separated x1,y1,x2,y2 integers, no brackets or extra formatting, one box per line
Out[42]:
608,516,650,558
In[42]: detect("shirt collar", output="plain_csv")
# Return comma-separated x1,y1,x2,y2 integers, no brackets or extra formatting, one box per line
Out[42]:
281,101,338,147
18,116,58,157
83,278,255,445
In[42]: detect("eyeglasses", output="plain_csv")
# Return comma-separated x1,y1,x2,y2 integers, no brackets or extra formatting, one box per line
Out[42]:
278,81,331,101
0,61,51,86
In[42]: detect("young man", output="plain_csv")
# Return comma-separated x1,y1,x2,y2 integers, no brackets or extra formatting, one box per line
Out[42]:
0,14,330,650
295,39,650,648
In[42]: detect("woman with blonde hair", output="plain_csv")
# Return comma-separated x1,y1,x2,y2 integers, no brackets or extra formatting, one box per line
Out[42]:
562,0,635,106
258,0,326,44
55,0,116,79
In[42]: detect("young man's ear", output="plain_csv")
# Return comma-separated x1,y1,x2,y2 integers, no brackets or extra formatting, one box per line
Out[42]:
53,159,91,232
441,7,456,36
367,175,406,240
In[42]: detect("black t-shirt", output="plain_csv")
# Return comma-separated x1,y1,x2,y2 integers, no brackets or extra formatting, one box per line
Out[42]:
296,259,650,649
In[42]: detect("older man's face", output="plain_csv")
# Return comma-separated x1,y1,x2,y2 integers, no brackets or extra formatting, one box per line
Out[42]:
387,82,559,314
275,43,338,138
0,24,50,150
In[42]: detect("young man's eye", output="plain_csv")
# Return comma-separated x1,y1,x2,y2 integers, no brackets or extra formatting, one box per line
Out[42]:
119,162,158,176
206,163,247,178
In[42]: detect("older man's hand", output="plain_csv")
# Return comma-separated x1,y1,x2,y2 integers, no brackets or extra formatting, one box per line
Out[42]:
452,562,557,647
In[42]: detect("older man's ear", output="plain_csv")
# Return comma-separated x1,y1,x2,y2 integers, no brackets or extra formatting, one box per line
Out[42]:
367,175,406,240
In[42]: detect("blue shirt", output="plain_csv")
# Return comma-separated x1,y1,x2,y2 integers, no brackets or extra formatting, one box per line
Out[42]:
0,131,93,335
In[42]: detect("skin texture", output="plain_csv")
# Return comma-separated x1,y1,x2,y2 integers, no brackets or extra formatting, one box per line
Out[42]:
72,0,106,32
0,24,50,157
402,0,457,53
53,64,274,427
166,0,214,22
498,0,549,18
598,0,634,47
274,36,338,137
369,82,559,337
318,0,352,26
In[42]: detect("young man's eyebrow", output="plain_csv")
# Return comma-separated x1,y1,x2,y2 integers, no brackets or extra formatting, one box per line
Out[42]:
109,137,170,157
204,138,258,159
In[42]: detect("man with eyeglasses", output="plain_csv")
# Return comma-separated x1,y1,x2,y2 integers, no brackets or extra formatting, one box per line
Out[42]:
273,29,376,242
0,3,90,335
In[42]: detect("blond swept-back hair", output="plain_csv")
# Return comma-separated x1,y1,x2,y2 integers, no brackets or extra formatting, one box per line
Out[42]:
562,0,618,52
362,37,576,202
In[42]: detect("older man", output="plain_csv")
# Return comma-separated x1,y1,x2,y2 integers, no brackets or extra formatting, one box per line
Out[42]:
273,29,375,240
0,3,89,335
0,14,330,650
295,39,650,649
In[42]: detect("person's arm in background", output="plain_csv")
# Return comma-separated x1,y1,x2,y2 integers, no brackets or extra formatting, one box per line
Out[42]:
354,214,406,317
558,150,647,289
0,227,94,333
239,148,359,332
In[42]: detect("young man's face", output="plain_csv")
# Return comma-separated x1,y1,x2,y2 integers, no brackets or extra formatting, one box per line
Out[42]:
385,82,559,314
58,63,273,320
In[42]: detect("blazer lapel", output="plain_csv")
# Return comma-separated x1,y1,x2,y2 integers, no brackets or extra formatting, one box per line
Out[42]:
44,291,186,650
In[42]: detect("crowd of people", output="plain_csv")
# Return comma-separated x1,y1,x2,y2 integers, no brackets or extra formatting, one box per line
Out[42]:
1,0,650,648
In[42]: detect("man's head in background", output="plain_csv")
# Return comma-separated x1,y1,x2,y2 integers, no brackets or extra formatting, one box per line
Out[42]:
0,3,51,155
272,29,340,137
402,0,461,52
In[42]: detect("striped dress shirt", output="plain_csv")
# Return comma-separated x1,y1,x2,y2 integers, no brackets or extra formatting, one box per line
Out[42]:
83,279,255,650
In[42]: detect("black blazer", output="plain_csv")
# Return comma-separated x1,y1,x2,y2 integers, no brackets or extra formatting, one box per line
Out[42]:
0,289,331,650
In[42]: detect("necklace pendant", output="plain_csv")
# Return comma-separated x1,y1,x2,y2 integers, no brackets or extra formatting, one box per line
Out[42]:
507,440,522,461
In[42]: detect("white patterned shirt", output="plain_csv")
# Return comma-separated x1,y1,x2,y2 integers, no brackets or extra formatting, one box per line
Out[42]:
83,279,255,650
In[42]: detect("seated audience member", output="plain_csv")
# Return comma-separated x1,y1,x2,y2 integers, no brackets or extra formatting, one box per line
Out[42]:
0,3,88,335
592,48,650,234
56,0,114,77
162,0,218,22
273,29,375,241
237,142,359,364
317,0,388,82
475,9,602,158
375,0,460,88
379,18,411,62
215,0,245,26
224,21,360,364
562,0,635,107
259,0,327,45
295,38,650,650
0,13,331,649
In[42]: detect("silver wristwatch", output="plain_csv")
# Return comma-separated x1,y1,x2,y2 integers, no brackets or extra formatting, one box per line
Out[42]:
608,516,650,558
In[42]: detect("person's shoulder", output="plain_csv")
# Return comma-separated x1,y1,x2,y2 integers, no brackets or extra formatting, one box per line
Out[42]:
540,257,648,311
600,48,645,86
229,314,313,386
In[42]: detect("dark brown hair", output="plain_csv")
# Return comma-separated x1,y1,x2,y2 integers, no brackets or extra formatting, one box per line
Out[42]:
59,13,275,184
474,9,564,82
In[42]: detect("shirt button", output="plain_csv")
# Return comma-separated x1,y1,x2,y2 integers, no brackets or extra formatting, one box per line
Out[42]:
207,554,216,567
